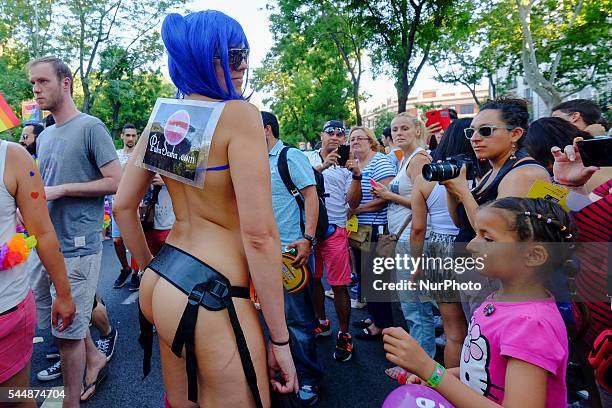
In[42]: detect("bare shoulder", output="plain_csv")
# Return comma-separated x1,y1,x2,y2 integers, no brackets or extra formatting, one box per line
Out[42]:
5,141,32,166
222,100,260,118
4,142,34,194
506,161,550,182
499,161,550,197
220,101,262,139
407,151,431,178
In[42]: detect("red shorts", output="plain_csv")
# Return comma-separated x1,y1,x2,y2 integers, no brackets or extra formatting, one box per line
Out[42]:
314,226,351,286
131,229,171,270
0,291,36,383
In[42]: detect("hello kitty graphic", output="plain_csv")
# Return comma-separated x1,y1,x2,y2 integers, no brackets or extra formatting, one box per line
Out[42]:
460,317,505,402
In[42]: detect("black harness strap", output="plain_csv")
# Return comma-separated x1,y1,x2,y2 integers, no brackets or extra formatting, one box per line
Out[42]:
138,304,154,379
170,281,261,407
224,294,264,408
140,245,261,407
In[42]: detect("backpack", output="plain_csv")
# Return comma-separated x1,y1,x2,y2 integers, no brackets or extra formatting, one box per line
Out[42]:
277,146,330,240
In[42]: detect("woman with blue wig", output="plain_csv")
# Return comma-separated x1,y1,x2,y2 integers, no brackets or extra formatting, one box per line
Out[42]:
114,10,298,408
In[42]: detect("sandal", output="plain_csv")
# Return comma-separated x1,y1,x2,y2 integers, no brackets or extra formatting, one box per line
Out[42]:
354,326,382,340
80,365,108,402
352,319,371,329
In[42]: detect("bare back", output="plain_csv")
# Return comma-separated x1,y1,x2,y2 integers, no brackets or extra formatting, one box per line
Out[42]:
163,99,259,288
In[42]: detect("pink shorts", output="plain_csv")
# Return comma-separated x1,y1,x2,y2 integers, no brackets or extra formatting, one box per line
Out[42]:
314,226,351,286
0,291,36,383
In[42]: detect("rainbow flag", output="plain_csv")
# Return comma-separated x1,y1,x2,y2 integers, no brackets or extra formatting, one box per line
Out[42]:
0,92,20,132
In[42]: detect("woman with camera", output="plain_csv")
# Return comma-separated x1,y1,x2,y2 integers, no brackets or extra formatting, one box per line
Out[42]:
345,126,396,339
442,98,550,316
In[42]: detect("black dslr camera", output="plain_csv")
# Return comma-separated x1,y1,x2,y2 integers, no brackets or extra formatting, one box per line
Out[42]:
422,154,476,182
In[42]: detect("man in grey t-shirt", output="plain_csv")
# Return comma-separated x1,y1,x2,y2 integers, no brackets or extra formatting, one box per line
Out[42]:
28,56,121,405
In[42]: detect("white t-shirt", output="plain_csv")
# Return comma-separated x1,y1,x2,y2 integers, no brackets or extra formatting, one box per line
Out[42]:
154,186,175,230
307,150,352,228
116,148,131,166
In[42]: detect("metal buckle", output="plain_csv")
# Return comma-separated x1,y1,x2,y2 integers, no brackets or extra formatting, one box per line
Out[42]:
208,280,229,299
290,188,300,197
187,285,206,306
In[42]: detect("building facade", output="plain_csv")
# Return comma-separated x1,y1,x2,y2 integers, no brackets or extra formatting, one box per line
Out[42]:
361,87,489,129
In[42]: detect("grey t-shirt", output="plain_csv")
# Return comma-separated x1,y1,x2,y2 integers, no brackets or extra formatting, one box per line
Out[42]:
38,113,118,257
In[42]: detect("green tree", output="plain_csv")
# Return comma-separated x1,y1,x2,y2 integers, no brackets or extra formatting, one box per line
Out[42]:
254,51,353,146
373,110,395,136
348,0,462,113
254,2,356,145
512,0,611,110
55,0,183,113
272,0,370,124
433,0,611,111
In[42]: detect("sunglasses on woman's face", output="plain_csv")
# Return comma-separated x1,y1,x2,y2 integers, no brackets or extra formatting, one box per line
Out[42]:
214,48,249,70
464,124,517,139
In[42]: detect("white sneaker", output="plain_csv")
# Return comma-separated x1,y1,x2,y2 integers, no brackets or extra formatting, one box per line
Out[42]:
350,299,367,309
37,360,62,381
324,289,334,299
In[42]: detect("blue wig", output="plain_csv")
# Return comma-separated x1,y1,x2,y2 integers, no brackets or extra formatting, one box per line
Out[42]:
161,10,249,100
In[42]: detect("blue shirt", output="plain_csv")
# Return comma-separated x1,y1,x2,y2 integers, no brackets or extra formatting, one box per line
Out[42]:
357,152,396,225
268,140,316,248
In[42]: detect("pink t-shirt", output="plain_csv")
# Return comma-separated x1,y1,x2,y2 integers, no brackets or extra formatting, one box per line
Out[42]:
460,294,568,407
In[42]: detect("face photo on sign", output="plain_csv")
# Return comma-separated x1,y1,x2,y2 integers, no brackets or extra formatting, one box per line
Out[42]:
139,98,225,188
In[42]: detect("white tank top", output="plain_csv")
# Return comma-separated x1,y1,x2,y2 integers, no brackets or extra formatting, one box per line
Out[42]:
0,141,29,313
387,147,426,241
426,184,459,236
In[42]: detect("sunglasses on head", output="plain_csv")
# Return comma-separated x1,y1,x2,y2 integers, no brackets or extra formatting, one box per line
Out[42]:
214,48,249,70
464,124,517,139
324,126,345,136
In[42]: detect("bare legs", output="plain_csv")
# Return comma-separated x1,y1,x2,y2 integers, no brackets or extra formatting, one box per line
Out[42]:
313,280,351,333
0,363,37,408
438,302,467,368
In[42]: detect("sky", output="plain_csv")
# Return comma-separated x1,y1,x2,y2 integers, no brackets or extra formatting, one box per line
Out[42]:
183,0,472,110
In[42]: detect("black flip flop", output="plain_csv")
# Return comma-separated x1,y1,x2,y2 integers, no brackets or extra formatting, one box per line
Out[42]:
354,327,382,340
80,365,108,402
352,319,371,329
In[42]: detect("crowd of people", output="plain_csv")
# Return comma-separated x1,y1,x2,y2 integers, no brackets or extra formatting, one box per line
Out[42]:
0,8,610,408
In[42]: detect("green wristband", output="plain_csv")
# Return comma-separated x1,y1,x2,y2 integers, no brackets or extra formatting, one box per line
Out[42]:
426,362,445,388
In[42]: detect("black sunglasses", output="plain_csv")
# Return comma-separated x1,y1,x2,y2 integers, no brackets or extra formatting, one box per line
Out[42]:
464,124,517,139
324,126,345,136
214,48,249,70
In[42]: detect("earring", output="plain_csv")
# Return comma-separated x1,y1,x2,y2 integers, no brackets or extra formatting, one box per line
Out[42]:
509,143,517,160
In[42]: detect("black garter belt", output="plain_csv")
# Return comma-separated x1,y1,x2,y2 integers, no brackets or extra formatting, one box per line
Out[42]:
139,244,262,407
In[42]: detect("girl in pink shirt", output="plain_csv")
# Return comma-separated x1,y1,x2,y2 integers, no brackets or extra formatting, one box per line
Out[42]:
383,197,571,408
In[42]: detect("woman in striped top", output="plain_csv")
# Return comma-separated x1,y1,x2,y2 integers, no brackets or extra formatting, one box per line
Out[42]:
345,126,396,339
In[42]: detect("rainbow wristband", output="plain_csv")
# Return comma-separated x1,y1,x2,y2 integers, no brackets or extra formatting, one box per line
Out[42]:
426,362,445,388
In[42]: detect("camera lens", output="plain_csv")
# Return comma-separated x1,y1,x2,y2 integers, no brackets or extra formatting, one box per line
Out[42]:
422,162,460,182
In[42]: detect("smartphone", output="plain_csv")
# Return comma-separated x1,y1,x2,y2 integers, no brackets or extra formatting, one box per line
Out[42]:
576,137,612,167
337,145,350,166
369,179,380,188
425,109,451,131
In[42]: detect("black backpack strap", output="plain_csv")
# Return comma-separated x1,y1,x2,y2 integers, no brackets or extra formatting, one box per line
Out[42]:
278,146,306,233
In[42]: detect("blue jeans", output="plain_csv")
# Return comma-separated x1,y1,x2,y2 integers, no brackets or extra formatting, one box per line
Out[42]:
284,254,322,387
395,240,436,358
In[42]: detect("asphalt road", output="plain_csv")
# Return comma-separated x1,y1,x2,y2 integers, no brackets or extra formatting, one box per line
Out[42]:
31,240,408,408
